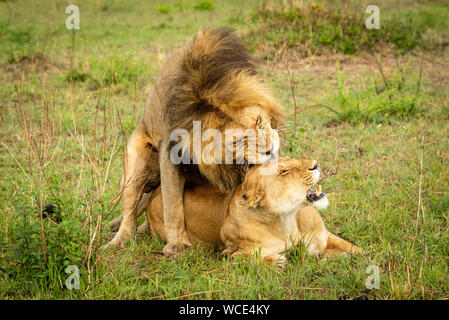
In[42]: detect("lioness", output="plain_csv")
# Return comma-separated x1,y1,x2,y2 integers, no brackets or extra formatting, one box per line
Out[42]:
146,158,361,266
104,28,285,255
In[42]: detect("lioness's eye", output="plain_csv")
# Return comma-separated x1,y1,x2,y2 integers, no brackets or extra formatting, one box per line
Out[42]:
280,169,290,175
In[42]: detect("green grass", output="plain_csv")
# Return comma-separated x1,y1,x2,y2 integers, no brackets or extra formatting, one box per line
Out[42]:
249,0,448,57
0,0,448,300
194,1,215,11
320,60,423,124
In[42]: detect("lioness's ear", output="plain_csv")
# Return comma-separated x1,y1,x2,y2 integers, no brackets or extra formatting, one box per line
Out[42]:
241,175,266,208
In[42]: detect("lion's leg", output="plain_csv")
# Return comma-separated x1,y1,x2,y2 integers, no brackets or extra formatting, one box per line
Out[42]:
324,233,362,256
109,214,123,233
102,124,159,249
160,138,192,256
136,192,152,234
109,192,152,233
137,219,151,234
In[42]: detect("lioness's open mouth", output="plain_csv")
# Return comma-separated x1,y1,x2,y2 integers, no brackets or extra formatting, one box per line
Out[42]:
306,185,325,202
305,185,329,210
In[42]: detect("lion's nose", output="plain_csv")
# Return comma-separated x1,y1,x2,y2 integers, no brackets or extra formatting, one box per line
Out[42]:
308,161,318,171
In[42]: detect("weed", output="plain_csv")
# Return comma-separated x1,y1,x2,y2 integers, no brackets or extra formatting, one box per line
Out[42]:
249,1,440,59
194,1,215,11
88,55,151,91
321,60,423,124
158,4,172,14
0,24,39,63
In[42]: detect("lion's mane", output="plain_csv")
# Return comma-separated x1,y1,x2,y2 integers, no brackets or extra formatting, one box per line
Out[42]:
165,28,285,193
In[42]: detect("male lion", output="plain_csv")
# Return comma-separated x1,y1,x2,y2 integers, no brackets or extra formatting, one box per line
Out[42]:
146,158,362,266
103,28,285,255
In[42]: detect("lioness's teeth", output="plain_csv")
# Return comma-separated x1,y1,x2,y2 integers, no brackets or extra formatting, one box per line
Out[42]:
315,185,322,196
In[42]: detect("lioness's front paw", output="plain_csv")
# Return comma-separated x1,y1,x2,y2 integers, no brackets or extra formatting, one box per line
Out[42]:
163,240,192,257
351,246,363,254
275,256,287,268
264,254,287,268
221,246,237,256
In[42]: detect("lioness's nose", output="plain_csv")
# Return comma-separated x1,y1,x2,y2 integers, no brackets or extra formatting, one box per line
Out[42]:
308,161,318,171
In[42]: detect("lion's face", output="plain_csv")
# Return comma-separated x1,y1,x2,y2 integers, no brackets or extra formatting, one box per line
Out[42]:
221,105,280,165
239,157,329,216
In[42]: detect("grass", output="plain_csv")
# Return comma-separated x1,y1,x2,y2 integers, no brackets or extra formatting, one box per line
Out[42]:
0,0,448,299
249,0,449,60
321,59,424,124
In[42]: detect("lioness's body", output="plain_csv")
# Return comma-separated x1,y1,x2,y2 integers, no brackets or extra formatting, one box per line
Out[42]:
147,185,232,245
146,158,361,265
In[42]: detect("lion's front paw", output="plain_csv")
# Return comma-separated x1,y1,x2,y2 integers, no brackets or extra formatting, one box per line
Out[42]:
163,240,192,257
100,238,125,251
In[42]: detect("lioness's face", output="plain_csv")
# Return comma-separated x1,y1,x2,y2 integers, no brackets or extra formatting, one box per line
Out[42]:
240,157,329,215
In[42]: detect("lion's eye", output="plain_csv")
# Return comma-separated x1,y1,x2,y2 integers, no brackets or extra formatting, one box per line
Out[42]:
280,169,290,175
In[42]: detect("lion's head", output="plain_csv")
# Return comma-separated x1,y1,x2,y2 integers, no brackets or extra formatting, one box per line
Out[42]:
236,157,329,216
165,28,285,193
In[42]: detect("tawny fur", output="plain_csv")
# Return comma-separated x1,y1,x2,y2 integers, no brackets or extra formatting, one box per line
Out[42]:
146,158,362,266
163,28,285,192
103,28,285,254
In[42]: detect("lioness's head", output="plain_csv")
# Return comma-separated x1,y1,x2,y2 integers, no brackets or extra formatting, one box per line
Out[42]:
237,157,329,216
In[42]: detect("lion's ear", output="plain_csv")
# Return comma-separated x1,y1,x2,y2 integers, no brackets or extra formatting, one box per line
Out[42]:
241,176,266,208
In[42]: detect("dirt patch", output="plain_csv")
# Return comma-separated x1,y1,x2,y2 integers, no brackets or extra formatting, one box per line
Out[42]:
269,48,449,92
0,53,65,81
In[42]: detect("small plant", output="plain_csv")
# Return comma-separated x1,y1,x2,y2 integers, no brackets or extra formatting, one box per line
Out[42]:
0,24,41,64
322,59,424,125
194,1,215,11
65,68,90,83
388,13,424,55
157,4,172,14
88,55,151,90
